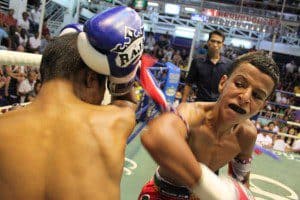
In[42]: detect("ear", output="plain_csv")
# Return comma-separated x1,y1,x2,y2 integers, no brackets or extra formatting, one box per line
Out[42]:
218,75,228,93
85,70,98,88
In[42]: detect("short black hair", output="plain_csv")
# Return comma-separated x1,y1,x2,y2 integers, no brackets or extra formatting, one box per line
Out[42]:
228,51,280,96
40,33,88,83
208,30,225,42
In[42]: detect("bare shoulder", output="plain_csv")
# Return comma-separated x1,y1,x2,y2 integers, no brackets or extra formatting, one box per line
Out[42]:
177,102,211,126
237,120,257,140
236,120,257,155
89,104,136,129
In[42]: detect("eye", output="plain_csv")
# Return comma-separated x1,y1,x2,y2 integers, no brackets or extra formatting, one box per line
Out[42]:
253,92,263,100
235,82,243,88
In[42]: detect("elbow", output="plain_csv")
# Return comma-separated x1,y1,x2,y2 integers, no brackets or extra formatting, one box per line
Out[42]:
141,131,156,152
140,128,162,156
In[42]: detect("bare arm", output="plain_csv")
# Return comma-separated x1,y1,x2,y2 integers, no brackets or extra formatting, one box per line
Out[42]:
181,84,192,103
111,88,137,112
234,121,257,187
4,77,10,97
141,103,203,187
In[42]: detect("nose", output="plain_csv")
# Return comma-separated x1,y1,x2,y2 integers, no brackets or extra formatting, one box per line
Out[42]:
239,88,251,104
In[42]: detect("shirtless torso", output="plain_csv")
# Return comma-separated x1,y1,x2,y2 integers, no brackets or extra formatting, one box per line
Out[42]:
0,80,136,200
158,102,256,186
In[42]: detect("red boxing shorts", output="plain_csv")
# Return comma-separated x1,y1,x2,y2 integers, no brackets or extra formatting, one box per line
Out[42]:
138,170,199,200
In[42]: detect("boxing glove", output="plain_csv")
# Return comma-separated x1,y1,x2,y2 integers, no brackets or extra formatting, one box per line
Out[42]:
60,23,83,36
78,6,144,96
191,163,255,200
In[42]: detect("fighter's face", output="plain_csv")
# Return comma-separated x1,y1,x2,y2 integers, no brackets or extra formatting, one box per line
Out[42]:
218,62,274,123
207,34,224,54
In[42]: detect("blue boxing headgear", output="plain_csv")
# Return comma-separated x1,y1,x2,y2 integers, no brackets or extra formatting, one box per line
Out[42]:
77,6,144,84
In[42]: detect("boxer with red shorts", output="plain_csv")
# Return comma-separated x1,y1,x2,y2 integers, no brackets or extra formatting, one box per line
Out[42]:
139,51,280,200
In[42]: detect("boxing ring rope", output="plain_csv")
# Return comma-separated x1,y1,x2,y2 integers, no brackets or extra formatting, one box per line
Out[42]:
257,115,300,128
266,101,300,111
0,50,42,67
275,89,300,97
257,128,300,139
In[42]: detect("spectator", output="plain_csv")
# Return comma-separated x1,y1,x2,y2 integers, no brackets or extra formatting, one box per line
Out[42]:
28,31,41,53
256,126,273,148
17,28,29,49
285,127,297,147
163,46,174,62
157,34,169,49
144,31,156,53
30,3,41,32
182,30,232,102
285,60,296,73
17,12,30,33
8,25,20,51
180,48,188,61
5,65,24,104
42,19,50,37
0,67,9,106
3,9,17,28
290,138,300,154
273,135,288,152
40,33,51,53
172,49,183,66
27,79,41,102
18,70,36,103
0,22,9,49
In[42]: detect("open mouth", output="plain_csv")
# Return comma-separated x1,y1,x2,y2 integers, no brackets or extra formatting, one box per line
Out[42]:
228,104,246,115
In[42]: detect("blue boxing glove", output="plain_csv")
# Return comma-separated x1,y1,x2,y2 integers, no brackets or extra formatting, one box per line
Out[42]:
77,6,144,96
60,23,83,36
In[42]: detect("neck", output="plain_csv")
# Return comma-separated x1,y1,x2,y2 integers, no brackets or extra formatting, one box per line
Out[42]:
34,79,80,105
207,104,235,137
208,52,220,60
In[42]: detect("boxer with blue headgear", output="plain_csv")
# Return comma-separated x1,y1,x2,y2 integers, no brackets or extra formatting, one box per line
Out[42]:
0,6,143,200
60,6,143,97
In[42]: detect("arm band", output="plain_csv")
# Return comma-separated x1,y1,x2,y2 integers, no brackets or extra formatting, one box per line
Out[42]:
228,157,252,183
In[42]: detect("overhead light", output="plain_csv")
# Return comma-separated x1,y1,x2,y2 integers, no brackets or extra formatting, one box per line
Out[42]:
185,7,196,12
148,2,159,7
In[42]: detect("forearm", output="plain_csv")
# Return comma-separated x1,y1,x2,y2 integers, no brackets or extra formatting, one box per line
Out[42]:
243,172,250,188
182,85,191,102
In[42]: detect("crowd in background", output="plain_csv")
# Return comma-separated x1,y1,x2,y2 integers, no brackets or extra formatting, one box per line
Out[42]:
0,4,52,53
0,2,51,108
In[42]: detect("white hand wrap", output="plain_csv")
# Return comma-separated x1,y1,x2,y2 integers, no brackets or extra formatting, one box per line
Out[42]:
191,163,254,200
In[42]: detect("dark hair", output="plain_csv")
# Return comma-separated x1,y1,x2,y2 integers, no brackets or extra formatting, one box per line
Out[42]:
208,30,225,42
228,51,280,95
40,33,89,83
268,122,275,126
41,33,106,89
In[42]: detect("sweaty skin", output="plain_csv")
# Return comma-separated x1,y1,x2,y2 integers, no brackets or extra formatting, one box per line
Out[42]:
142,63,274,191
0,80,136,200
